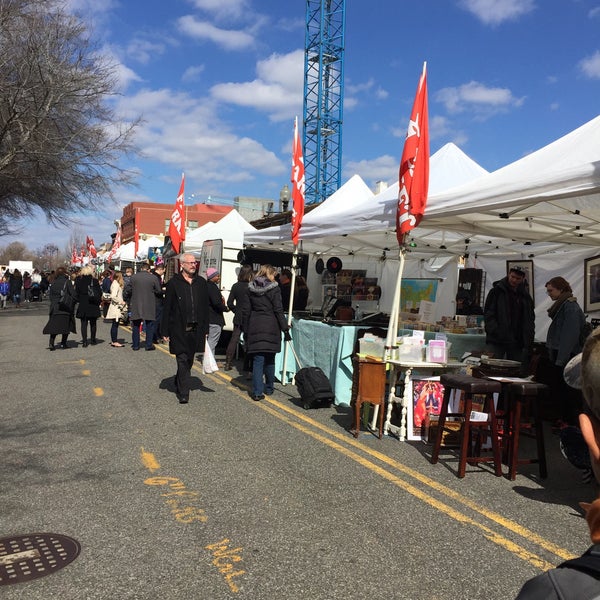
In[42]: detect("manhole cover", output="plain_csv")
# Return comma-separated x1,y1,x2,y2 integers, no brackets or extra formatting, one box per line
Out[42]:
0,533,80,586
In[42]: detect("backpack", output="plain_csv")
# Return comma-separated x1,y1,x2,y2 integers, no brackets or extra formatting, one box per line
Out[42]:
87,281,102,304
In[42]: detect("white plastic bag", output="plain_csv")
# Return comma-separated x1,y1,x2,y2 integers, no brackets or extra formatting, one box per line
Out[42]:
202,340,219,374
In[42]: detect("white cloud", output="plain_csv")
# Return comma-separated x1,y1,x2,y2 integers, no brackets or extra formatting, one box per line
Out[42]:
177,16,255,50
182,65,205,82
589,7,600,18
435,80,524,117
579,50,600,79
126,38,168,65
458,0,536,26
116,88,286,188
190,0,250,21
344,155,398,187
210,50,303,121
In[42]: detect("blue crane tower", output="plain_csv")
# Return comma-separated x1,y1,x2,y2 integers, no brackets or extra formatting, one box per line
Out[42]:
303,0,346,205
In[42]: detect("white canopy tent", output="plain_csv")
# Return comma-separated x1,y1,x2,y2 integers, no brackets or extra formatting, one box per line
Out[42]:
184,209,257,251
244,143,490,318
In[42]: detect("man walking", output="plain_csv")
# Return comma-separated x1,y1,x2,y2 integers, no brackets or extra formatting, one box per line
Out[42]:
126,262,162,351
162,253,209,404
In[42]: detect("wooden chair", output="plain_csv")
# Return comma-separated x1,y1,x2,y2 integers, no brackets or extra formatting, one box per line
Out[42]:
504,381,548,480
431,373,503,478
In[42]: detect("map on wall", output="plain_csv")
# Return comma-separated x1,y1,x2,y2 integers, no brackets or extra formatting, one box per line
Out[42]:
400,279,439,311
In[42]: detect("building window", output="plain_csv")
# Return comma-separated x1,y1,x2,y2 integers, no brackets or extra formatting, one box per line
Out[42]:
164,219,170,232
188,220,198,229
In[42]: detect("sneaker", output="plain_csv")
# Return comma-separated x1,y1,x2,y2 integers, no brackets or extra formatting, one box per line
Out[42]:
252,394,264,401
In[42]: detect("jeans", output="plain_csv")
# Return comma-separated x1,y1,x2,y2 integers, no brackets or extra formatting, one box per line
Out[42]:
132,319,155,349
252,352,275,396
110,319,119,343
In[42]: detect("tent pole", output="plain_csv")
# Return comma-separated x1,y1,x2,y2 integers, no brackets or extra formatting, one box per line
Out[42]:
280,246,298,387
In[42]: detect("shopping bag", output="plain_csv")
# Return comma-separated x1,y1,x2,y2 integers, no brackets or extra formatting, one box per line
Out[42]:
202,340,219,374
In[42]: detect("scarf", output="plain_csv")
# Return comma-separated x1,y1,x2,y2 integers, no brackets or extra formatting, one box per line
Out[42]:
547,291,576,319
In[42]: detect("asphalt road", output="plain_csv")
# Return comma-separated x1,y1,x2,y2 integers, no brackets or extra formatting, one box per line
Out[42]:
0,299,597,599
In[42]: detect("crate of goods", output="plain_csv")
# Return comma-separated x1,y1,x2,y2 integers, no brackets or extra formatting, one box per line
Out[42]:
359,335,385,359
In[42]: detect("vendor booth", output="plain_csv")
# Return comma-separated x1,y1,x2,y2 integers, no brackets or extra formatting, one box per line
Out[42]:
247,117,600,441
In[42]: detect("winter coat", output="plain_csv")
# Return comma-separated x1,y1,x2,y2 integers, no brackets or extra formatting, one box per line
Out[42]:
128,270,162,321
9,273,22,297
42,274,77,335
227,281,249,327
106,279,126,321
242,276,289,355
294,286,309,311
484,277,535,348
74,274,101,319
161,273,209,356
207,279,228,326
546,297,586,367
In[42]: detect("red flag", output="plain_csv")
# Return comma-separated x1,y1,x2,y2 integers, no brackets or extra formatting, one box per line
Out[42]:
290,117,305,246
71,245,77,265
396,62,429,245
107,224,122,264
86,236,97,258
168,173,186,254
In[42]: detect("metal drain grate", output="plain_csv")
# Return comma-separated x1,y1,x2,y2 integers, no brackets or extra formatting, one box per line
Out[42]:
0,533,80,586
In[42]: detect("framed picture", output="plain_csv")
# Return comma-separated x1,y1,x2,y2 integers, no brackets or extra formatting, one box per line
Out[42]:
407,376,444,441
584,254,600,312
506,259,534,302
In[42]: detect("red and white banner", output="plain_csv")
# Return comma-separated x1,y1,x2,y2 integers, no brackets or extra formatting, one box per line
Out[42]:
106,224,122,264
290,117,305,246
168,173,186,254
396,62,429,245
86,236,97,258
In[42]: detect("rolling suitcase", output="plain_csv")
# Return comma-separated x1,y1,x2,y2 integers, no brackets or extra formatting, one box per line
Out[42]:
288,341,335,409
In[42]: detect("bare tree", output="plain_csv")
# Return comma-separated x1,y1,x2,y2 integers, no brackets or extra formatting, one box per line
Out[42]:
0,0,139,235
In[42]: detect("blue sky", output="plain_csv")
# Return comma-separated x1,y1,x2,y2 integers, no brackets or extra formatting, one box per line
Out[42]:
5,0,600,252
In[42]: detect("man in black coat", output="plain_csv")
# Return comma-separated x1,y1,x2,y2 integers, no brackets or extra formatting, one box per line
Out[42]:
161,253,209,404
484,266,535,373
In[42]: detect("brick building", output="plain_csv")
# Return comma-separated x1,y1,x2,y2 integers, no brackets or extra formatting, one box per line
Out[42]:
120,202,233,245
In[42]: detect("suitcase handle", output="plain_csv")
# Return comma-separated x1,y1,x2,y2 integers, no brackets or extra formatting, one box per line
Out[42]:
286,339,303,370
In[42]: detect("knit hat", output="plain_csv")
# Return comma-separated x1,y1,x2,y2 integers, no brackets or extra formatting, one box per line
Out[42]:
206,268,219,280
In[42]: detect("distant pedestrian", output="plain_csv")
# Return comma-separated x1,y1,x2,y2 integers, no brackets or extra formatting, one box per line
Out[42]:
206,267,229,359
106,271,126,347
225,264,253,371
125,262,162,351
42,267,76,350
74,265,102,347
0,275,9,308
9,269,22,308
161,253,209,403
151,263,166,343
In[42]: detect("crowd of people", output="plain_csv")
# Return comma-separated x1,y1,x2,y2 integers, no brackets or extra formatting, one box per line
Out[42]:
0,267,47,308
32,258,307,404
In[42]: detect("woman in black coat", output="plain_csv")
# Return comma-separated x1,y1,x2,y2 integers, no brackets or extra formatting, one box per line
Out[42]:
42,267,77,350
242,264,290,401
74,266,102,347
224,264,253,370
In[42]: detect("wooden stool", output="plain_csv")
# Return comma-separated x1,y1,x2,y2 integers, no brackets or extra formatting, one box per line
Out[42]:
431,374,503,478
505,382,548,480
353,359,386,439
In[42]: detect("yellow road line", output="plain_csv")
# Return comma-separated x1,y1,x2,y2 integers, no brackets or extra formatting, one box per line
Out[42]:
255,399,556,571
214,370,575,566
93,387,104,396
